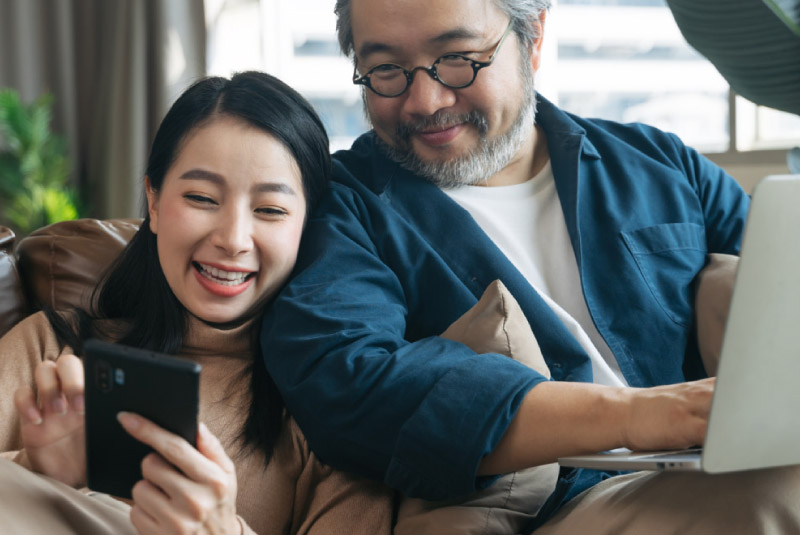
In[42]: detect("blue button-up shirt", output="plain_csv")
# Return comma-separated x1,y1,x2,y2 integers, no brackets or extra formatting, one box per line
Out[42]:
261,95,749,518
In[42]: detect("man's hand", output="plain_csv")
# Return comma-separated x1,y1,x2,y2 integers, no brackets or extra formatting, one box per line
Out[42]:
479,377,716,475
620,378,714,451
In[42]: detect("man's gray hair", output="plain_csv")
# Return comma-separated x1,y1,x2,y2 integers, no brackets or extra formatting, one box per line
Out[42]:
334,0,552,58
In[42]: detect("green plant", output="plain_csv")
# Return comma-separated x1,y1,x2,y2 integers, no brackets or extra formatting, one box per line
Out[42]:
0,89,82,234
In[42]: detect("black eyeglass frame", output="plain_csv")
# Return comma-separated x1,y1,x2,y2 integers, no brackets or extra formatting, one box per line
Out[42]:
352,21,515,98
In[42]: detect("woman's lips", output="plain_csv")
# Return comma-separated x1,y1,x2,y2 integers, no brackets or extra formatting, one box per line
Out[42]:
193,263,255,297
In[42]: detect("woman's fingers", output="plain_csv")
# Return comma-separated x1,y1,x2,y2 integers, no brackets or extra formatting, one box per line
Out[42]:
117,412,220,483
121,415,240,535
16,357,88,487
197,422,236,475
130,479,175,535
31,355,85,415
55,354,85,413
139,452,202,510
33,360,67,415
13,386,43,425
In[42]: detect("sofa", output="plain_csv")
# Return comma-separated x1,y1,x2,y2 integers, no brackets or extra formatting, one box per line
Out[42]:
0,219,142,339
0,217,736,374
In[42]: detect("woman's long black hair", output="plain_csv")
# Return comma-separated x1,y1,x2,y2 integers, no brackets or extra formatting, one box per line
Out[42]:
47,71,331,464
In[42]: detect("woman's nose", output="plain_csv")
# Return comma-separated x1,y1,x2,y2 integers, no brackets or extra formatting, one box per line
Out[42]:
212,208,254,256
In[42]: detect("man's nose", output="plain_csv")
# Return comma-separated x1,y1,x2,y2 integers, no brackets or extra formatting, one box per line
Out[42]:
401,69,457,118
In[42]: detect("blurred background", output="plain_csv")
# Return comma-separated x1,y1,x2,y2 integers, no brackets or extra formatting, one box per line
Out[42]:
1,0,798,234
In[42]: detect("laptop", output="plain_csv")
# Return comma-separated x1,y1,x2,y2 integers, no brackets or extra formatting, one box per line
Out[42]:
559,174,800,473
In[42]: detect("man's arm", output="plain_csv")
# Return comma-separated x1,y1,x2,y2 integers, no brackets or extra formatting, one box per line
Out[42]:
262,182,546,500
479,378,713,475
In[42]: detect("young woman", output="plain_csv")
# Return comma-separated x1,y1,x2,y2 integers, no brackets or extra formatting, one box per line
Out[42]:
0,71,392,535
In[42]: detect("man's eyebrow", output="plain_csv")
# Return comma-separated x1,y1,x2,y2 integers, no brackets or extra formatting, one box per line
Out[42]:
179,169,297,195
357,27,483,60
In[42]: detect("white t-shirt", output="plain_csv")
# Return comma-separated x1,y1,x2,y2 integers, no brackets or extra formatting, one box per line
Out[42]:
444,162,628,386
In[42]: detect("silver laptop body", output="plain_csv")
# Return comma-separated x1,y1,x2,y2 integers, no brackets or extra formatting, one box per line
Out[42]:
559,174,800,473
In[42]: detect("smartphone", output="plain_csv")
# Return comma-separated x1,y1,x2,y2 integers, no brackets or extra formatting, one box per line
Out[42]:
83,338,201,499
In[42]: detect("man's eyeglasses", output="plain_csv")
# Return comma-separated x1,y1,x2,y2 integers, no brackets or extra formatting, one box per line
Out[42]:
353,21,514,98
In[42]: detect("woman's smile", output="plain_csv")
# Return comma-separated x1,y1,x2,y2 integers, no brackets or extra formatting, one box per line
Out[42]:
147,116,307,324
192,261,256,297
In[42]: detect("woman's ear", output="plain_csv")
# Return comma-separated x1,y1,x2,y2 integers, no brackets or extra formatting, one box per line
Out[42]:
145,176,159,235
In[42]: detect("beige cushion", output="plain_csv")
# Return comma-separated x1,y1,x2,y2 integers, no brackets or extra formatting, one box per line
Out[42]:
395,259,739,534
694,253,739,376
441,279,551,379
396,280,558,535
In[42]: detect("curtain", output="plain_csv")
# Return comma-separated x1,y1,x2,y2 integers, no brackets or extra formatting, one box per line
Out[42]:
666,0,800,116
0,0,206,219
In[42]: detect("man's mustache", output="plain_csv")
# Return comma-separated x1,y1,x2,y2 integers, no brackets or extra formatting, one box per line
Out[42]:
395,111,489,143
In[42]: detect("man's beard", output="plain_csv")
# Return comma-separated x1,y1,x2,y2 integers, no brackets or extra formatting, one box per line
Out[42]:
373,56,537,188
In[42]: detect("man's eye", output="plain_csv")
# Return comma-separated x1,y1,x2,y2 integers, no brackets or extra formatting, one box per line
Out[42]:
438,54,473,65
369,64,404,78
372,64,401,72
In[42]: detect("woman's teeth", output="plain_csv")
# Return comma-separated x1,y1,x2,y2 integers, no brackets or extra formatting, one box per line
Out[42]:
198,263,250,286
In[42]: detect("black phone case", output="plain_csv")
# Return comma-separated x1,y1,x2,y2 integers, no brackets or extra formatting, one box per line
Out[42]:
83,339,201,499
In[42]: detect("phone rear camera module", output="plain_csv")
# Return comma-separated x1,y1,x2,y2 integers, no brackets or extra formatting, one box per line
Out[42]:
96,361,113,393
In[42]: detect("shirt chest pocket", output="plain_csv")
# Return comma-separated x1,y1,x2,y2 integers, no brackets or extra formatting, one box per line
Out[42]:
621,222,708,327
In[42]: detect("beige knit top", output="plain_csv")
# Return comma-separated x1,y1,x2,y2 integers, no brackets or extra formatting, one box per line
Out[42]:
0,312,393,535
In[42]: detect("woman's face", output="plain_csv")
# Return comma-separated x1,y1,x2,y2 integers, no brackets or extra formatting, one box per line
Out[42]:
146,116,307,325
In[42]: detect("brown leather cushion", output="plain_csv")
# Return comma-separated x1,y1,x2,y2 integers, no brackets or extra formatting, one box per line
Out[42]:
0,226,28,338
694,253,739,376
16,218,142,312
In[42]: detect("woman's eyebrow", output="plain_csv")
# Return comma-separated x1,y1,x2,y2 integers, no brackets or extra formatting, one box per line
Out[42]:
179,168,224,184
254,182,297,195
179,169,297,195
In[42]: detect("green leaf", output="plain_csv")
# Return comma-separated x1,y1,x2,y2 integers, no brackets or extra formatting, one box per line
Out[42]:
0,89,81,233
43,187,79,224
0,153,24,195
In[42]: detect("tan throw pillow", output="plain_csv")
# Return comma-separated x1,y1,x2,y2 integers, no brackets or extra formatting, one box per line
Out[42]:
694,253,739,376
396,280,558,535
441,279,551,379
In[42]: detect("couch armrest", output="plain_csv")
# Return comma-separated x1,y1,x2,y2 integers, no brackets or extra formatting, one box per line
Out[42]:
16,218,142,312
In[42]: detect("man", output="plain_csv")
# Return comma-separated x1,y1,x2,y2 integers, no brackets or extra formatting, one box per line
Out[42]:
262,0,800,532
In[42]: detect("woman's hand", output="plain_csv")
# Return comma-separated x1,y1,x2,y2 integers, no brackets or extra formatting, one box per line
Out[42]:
118,412,241,535
13,354,86,487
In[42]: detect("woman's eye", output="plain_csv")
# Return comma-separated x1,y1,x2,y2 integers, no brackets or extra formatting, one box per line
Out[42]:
185,194,215,204
256,207,287,216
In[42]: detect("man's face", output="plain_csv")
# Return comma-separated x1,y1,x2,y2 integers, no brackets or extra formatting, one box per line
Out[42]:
350,0,544,187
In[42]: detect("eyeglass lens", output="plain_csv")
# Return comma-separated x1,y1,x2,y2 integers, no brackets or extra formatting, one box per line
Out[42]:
369,55,476,96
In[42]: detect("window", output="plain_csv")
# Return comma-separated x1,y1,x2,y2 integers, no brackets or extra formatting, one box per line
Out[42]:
206,0,800,160
206,0,366,152
543,0,800,155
